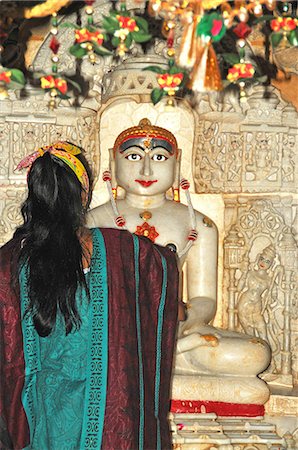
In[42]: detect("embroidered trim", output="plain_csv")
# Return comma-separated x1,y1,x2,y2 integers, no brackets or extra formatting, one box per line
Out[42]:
132,235,144,450
20,264,40,444
155,251,168,450
20,228,109,450
80,228,108,449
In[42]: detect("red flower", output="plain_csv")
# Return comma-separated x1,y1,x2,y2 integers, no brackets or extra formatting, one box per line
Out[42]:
270,17,297,32
227,63,255,82
116,15,139,32
233,22,252,39
157,73,184,90
0,71,11,84
282,17,297,31
41,75,68,94
75,28,104,45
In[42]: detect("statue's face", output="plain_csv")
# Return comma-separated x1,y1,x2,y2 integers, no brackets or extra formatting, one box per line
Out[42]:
114,136,177,196
258,254,273,270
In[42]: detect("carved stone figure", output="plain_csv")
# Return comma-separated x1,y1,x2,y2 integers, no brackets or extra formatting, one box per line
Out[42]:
237,244,283,341
87,119,271,406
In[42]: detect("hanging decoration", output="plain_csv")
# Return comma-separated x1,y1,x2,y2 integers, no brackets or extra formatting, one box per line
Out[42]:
143,59,188,105
270,16,298,47
39,11,81,108
1,0,297,106
146,0,298,101
62,0,111,64
24,0,71,19
102,1,151,57
0,67,25,99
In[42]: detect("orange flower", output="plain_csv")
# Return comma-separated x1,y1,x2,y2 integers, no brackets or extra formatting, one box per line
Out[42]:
116,15,139,32
41,76,68,94
75,28,104,45
41,75,56,89
270,17,283,32
271,17,297,32
157,73,184,90
282,17,297,31
55,78,67,94
0,71,11,83
227,63,255,82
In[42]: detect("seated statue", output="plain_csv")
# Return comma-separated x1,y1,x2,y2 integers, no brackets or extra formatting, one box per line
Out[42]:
87,118,271,408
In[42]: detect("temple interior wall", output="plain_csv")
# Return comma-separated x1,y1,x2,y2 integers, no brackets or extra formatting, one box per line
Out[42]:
0,7,297,445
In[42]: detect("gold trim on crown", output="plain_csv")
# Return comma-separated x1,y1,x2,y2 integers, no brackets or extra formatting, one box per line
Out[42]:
113,118,178,152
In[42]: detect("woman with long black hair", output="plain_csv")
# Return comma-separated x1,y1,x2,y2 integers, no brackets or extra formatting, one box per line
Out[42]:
0,142,179,450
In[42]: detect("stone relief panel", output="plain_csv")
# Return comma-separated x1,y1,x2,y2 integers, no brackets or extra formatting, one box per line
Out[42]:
0,98,99,245
223,197,298,389
193,87,297,194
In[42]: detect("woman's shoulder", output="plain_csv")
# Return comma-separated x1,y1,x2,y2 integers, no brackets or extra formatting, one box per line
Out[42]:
0,238,21,274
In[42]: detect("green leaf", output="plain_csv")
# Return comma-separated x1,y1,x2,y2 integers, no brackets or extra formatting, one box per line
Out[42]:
60,22,80,29
103,15,119,26
143,65,164,74
10,69,25,85
168,65,183,75
57,93,70,100
125,33,133,48
222,53,240,65
271,32,283,48
93,44,112,56
135,17,149,33
6,80,25,90
102,16,119,33
151,88,164,105
69,44,87,58
239,47,245,60
287,29,298,46
111,36,120,47
131,32,152,43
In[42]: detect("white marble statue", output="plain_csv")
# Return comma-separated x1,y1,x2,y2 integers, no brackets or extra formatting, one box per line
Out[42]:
87,118,271,405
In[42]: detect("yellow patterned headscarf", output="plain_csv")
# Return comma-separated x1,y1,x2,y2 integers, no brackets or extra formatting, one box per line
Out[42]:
16,141,90,204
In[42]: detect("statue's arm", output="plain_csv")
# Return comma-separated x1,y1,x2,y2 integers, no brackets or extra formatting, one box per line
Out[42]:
186,214,218,325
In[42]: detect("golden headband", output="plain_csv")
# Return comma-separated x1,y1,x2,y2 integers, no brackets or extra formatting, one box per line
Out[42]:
113,118,178,155
16,141,90,206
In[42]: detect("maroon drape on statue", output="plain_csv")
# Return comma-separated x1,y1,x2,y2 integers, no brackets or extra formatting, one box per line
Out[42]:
100,229,179,450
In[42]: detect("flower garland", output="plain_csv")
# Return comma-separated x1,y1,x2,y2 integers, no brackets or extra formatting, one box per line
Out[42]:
143,59,187,105
102,4,151,56
0,67,25,99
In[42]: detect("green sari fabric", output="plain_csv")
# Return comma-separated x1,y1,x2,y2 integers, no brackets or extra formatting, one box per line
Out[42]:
20,228,108,450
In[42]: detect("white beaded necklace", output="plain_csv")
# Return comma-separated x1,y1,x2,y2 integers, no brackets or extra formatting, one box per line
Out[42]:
103,171,198,258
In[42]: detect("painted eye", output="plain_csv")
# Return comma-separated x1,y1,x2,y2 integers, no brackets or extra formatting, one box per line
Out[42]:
152,154,168,162
126,154,142,161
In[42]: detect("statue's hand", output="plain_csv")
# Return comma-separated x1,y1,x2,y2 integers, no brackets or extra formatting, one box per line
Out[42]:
176,332,219,354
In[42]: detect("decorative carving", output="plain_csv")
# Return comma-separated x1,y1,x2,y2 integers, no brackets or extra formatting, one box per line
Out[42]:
224,198,298,388
193,86,297,194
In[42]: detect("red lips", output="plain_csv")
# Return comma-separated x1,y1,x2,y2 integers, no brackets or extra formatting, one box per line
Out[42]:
135,179,157,187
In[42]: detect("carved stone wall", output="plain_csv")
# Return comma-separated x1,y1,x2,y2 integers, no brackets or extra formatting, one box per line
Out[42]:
0,91,99,245
0,3,297,446
193,87,297,194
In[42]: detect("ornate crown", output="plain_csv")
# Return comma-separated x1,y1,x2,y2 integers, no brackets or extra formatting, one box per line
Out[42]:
113,118,178,153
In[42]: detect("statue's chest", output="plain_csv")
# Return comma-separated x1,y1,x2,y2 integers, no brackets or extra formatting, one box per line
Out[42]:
123,211,190,252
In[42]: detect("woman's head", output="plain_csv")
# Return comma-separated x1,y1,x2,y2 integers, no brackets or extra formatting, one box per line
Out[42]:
17,142,92,234
14,142,93,337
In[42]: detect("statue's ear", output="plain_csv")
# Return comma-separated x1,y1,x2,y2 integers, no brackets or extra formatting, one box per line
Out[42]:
171,148,182,202
176,148,182,163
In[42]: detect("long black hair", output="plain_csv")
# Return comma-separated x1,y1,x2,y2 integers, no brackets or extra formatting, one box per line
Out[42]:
14,148,92,337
